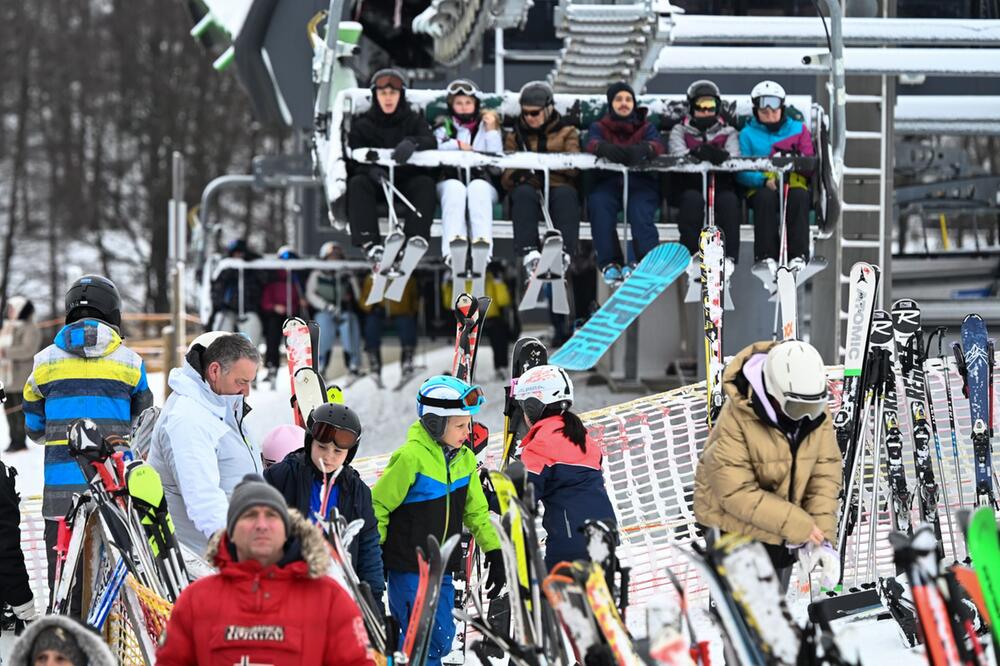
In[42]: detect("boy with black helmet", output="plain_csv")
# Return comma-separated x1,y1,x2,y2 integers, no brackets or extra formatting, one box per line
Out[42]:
347,68,437,264
668,79,741,286
23,274,153,612
372,376,505,666
736,80,815,269
264,402,385,607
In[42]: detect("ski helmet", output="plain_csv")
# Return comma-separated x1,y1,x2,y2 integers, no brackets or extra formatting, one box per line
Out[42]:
65,275,122,330
307,402,363,466
519,81,554,109
763,340,828,422
261,424,306,468
370,68,408,91
687,80,721,115
750,80,786,110
512,364,573,424
416,375,485,440
446,78,481,122
319,241,345,260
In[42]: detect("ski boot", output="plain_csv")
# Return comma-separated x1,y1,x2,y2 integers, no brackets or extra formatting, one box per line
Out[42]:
601,263,624,288
366,349,384,389
620,262,635,281
521,249,541,281
364,241,384,267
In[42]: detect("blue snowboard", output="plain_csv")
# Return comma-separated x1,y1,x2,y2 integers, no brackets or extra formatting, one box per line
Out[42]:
550,242,689,371
961,313,994,502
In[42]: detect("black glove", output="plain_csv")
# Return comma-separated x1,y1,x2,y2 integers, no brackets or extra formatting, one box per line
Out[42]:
512,170,539,187
594,142,629,165
483,549,506,599
624,143,655,166
691,143,730,166
391,138,417,164
365,165,389,186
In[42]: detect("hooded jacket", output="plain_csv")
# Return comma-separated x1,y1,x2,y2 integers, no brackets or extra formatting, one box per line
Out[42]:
0,461,32,610
156,510,374,666
520,414,617,569
147,361,261,553
693,341,841,546
22,319,153,519
0,296,40,391
501,111,580,191
348,97,436,182
9,614,117,665
264,452,385,604
372,421,500,572
736,115,815,190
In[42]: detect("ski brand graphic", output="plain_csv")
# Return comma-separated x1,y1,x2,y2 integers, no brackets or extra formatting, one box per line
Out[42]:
966,346,990,369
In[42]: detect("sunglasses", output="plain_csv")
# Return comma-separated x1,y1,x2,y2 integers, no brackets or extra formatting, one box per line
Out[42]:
756,96,783,110
310,421,360,449
521,108,545,118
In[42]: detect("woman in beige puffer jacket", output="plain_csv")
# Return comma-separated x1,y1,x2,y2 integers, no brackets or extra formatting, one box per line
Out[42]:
0,297,41,453
694,340,842,565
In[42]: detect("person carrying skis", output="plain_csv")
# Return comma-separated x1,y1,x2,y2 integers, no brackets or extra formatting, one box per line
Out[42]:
1,296,41,453
156,475,374,666
585,81,665,286
736,80,815,269
22,275,153,612
668,80,741,283
264,403,384,608
305,241,363,378
347,68,436,264
694,340,841,590
511,364,617,570
433,78,502,263
372,376,506,666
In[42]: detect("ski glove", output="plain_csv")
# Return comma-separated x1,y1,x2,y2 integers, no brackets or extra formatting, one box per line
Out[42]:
691,143,729,166
365,165,389,186
11,599,37,622
391,138,418,164
483,548,507,599
594,142,630,165
795,541,840,589
624,143,656,166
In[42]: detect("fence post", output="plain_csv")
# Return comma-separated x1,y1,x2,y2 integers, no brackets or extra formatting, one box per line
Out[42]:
162,325,175,398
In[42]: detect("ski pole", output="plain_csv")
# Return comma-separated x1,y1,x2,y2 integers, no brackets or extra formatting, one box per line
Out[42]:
938,332,966,510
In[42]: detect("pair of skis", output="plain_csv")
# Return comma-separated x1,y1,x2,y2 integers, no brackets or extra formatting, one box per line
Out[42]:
953,314,996,508
500,336,549,470
449,237,491,298
366,177,429,306
519,189,570,315
283,317,332,426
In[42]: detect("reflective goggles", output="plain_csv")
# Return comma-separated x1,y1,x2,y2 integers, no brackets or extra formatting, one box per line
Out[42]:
447,80,477,96
782,389,828,421
373,74,404,91
693,98,717,112
756,95,783,110
310,421,360,449
418,385,486,411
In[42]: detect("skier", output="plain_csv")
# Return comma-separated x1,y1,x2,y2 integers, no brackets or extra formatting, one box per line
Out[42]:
372,376,506,666
22,275,153,612
1,459,37,628
305,241,363,377
209,238,263,345
358,273,418,387
433,78,503,262
8,615,116,665
147,332,262,553
585,81,665,285
264,403,385,608
667,80,741,281
259,245,308,384
735,81,815,269
347,68,436,264
511,364,617,570
693,340,842,590
261,423,306,469
156,475,374,665
1,296,41,453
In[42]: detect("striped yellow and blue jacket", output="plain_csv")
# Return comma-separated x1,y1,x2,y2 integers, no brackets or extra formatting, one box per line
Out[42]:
23,319,153,519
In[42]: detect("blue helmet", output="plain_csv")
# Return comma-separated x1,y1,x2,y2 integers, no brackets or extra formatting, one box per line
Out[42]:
416,375,485,418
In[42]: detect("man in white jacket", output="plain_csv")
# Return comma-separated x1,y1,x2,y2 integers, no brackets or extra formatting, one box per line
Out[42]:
148,332,262,553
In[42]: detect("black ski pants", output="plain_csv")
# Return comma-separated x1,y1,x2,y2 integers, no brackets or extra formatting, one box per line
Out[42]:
749,186,811,262
347,173,436,248
4,392,26,450
262,311,284,370
675,175,741,261
509,184,580,257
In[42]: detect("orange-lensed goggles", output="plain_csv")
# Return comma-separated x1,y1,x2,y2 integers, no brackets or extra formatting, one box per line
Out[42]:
310,422,360,449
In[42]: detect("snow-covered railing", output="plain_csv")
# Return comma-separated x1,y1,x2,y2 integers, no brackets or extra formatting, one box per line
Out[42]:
896,95,1000,136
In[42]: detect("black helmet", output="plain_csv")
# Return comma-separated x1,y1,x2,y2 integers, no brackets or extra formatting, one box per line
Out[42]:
306,403,363,467
686,79,721,104
519,81,553,109
65,275,122,330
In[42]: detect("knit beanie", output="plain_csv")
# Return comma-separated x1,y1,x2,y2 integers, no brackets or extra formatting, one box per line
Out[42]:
31,625,87,666
606,82,636,107
226,474,291,538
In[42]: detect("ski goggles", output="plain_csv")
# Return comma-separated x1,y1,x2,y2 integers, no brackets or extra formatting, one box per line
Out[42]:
447,80,477,96
418,385,486,411
372,73,405,91
781,388,828,421
310,421,360,450
756,95,783,110
693,98,717,112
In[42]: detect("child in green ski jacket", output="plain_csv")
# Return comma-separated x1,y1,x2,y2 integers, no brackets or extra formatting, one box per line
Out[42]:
372,375,505,665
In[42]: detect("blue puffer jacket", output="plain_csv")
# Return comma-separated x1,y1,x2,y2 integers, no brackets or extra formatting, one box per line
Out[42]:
264,451,385,605
736,115,814,190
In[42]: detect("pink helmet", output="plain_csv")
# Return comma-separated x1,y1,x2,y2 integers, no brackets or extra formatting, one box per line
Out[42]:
261,424,306,468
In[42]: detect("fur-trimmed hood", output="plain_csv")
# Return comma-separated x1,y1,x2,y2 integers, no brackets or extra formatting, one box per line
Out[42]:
204,508,330,578
9,614,117,665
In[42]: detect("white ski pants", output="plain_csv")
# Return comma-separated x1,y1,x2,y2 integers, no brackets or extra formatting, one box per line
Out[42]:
436,178,497,256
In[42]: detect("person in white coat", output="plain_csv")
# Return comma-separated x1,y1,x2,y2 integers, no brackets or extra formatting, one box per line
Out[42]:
147,332,262,553
433,79,503,261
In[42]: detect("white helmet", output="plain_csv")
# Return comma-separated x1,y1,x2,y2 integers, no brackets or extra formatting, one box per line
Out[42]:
513,365,574,423
319,241,344,260
763,340,828,421
751,80,786,110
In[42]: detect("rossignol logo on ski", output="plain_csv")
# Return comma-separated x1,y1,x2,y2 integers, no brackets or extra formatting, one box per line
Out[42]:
225,625,285,642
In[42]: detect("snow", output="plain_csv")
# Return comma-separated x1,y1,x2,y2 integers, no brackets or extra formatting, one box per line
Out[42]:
895,96,1000,135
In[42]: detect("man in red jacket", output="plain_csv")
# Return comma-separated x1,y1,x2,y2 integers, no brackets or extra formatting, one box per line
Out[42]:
157,475,375,666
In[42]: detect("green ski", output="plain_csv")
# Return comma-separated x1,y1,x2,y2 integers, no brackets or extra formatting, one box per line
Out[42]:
966,506,1000,647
